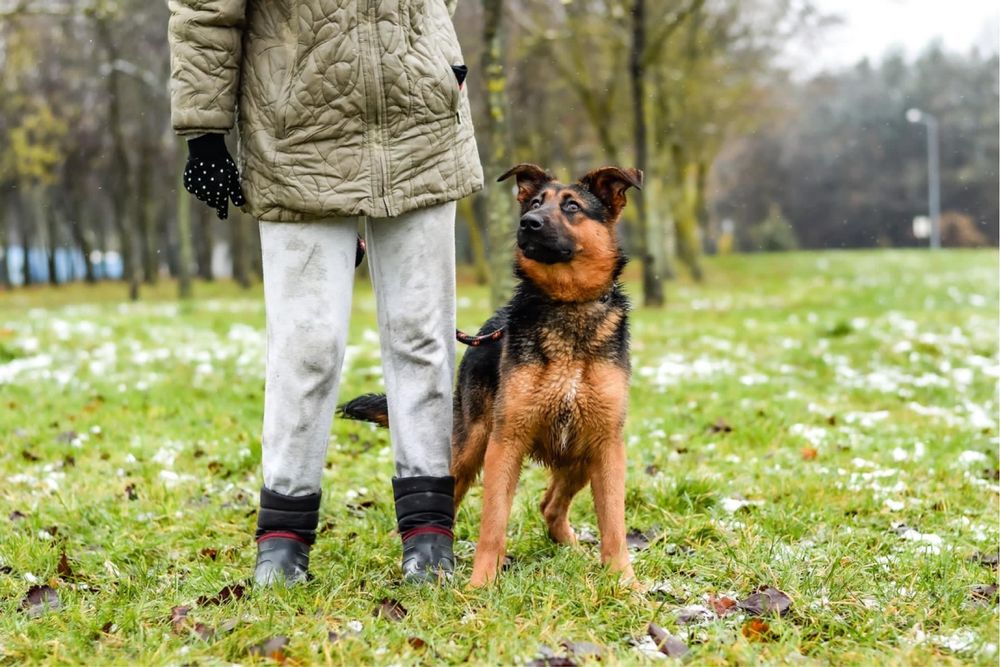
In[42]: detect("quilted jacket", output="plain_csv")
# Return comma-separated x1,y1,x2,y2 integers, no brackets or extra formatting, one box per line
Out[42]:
168,0,483,221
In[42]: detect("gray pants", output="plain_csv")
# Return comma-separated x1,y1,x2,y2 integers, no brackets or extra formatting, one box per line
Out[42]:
260,201,457,497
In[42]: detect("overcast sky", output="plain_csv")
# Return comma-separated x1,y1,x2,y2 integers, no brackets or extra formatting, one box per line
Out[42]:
783,0,1000,76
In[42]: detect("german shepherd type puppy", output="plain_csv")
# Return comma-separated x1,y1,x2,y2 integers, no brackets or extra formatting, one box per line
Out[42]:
342,164,642,588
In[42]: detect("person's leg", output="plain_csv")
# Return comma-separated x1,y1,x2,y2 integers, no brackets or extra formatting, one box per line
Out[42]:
365,200,457,582
255,218,358,586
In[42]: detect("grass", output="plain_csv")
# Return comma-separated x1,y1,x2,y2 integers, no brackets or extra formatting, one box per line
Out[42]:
0,249,997,666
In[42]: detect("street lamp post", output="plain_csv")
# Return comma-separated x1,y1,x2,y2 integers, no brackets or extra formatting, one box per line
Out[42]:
906,108,941,250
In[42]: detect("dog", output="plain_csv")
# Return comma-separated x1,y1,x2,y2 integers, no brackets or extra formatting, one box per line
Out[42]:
341,164,642,587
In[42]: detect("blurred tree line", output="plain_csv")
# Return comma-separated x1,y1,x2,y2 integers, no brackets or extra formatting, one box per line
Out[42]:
711,46,999,251
0,0,993,306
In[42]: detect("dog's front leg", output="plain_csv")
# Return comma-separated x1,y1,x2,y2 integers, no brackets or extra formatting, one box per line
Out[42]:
468,433,526,588
589,437,638,587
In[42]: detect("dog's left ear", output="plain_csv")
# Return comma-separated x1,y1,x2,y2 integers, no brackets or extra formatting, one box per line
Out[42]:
498,163,554,205
578,167,644,218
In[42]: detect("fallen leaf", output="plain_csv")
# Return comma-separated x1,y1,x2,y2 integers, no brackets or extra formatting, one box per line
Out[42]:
645,464,660,476
197,583,245,606
248,636,289,662
676,604,714,625
969,550,999,569
170,605,191,633
124,484,138,501
708,594,738,616
218,619,239,634
626,530,651,551
21,585,60,617
709,418,733,433
57,551,74,580
63,454,76,467
742,618,774,642
626,528,660,551
21,449,40,462
200,547,218,560
527,647,578,667
647,622,688,657
192,622,214,640
373,597,407,622
100,621,114,634
9,510,26,521
800,447,818,461
559,640,604,660
738,586,792,617
408,637,428,650
970,584,998,604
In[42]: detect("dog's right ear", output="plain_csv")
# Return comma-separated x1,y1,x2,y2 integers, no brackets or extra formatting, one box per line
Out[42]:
497,164,554,204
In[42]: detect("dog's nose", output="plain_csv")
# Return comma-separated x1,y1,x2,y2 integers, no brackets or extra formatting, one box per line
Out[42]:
519,213,544,232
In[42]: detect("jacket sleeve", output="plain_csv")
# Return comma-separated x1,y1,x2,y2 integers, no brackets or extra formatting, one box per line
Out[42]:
168,0,247,135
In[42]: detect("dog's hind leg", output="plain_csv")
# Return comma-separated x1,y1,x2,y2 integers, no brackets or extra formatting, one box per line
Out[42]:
451,418,490,510
540,466,588,545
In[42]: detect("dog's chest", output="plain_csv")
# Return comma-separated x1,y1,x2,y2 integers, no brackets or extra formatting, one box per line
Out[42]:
519,358,625,463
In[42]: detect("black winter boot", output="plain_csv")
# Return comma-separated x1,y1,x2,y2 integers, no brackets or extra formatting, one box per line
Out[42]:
392,476,455,583
254,487,321,587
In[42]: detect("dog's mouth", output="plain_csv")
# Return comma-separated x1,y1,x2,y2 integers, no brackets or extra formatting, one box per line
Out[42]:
517,237,575,265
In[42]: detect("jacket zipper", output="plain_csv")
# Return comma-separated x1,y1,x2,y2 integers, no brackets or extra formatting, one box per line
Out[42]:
363,0,393,216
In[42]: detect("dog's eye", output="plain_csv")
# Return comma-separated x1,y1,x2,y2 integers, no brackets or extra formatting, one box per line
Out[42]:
564,201,580,213
530,200,541,210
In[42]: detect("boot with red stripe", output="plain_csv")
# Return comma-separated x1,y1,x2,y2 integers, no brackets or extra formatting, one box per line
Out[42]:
254,487,320,587
392,476,455,583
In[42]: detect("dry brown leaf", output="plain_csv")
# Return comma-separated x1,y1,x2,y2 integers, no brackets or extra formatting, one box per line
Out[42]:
738,586,793,617
742,618,774,642
21,585,60,617
248,636,289,662
801,447,818,461
373,597,407,622
647,622,688,657
197,583,245,606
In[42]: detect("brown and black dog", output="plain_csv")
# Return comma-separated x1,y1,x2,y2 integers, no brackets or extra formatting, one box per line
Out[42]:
343,164,642,587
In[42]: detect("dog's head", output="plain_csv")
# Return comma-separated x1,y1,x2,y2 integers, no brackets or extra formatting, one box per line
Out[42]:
498,164,643,302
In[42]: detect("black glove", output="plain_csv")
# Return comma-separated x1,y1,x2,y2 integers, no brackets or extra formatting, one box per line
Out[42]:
183,133,246,220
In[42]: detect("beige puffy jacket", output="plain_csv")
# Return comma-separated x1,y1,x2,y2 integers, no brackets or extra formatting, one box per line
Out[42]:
168,0,483,221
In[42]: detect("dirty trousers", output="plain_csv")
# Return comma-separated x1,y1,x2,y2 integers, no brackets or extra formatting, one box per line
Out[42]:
259,201,456,496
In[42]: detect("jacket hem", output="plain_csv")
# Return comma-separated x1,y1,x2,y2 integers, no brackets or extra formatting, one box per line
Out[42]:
251,181,484,222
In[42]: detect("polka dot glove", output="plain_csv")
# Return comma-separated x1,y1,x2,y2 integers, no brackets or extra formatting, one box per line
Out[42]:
183,133,246,220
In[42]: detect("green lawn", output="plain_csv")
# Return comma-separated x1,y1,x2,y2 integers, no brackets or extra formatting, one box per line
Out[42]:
0,250,997,665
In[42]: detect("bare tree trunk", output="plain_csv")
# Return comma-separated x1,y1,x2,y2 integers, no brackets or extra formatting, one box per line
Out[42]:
95,217,109,281
459,196,489,285
231,213,250,288
96,16,140,300
482,0,515,308
629,0,664,307
136,143,158,284
0,198,10,289
195,205,214,280
43,190,60,285
14,191,33,286
175,138,194,299
69,207,97,284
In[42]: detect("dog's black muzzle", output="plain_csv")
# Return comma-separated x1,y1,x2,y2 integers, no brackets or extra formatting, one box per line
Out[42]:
517,213,575,264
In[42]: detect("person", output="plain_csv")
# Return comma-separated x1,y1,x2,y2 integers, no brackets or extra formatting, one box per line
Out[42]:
167,0,483,586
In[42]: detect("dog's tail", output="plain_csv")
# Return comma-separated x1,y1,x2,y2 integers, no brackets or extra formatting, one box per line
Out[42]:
337,393,389,428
